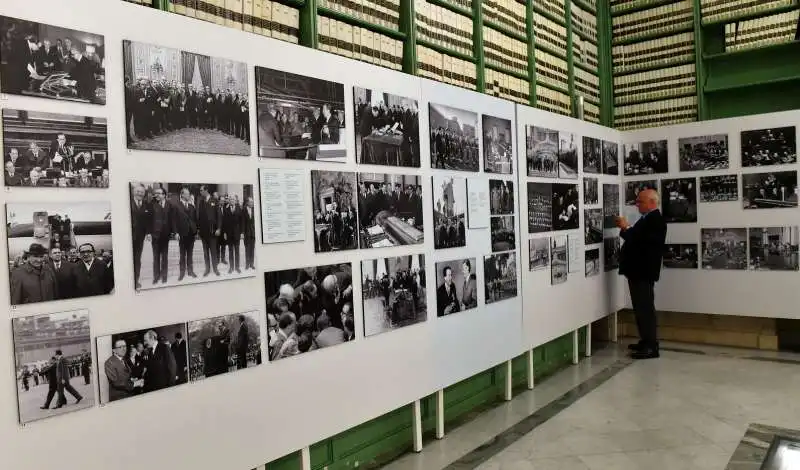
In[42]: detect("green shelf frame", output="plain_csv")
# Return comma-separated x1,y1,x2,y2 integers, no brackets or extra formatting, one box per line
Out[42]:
612,24,693,46
533,4,568,27
536,42,569,61
426,0,473,17
572,0,596,14
611,0,677,17
574,60,599,75
573,27,597,44
483,19,527,43
485,62,530,81
537,79,571,96
415,38,475,63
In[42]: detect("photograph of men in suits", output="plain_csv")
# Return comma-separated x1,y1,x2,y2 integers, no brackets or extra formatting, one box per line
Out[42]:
435,258,478,317
187,312,262,382
242,196,256,270
103,338,143,402
143,329,178,392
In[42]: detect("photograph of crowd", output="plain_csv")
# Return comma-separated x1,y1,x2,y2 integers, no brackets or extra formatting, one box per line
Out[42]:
742,171,798,209
663,244,698,269
123,40,249,156
490,179,514,215
603,237,620,272
484,251,517,304
129,182,256,291
700,174,738,202
490,215,516,252
623,140,668,175
583,136,601,174
528,237,550,271
551,235,567,285
12,309,93,424
602,140,619,175
602,183,620,229
527,182,552,233
483,115,513,174
552,183,580,231
188,311,262,382
264,262,355,359
584,177,598,205
748,226,799,271
584,208,603,245
661,178,697,223
354,87,420,167
558,132,579,179
585,248,600,277
433,175,467,249
256,67,346,161
526,126,558,178
435,257,478,317
311,170,359,252
678,134,729,171
3,109,109,188
740,126,797,167
97,322,188,404
701,228,747,270
0,16,105,104
429,103,479,172
357,173,424,249
362,254,426,336
625,180,657,206
6,202,113,306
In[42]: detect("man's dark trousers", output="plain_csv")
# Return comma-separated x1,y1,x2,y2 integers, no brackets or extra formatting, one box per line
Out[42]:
628,278,657,350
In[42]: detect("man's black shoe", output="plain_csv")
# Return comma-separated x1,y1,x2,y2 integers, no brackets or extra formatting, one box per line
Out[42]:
631,350,659,360
627,342,644,352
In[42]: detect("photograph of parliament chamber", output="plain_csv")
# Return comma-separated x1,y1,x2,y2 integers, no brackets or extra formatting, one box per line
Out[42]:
356,172,424,249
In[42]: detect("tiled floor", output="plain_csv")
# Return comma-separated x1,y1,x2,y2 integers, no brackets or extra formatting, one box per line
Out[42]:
383,342,800,470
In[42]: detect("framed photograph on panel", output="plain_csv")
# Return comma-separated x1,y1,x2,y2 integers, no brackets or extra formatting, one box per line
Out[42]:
583,177,599,205
660,178,697,223
353,87,420,167
740,126,797,167
527,182,552,233
742,171,798,209
129,182,256,291
6,202,113,306
357,173,424,249
361,255,426,336
490,215,516,252
432,175,467,249
258,168,306,244
602,183,620,229
484,251,518,304
2,109,109,188
625,180,657,206
97,322,189,404
603,237,620,272
558,131,578,179
12,309,94,424
552,183,580,231
187,311,263,382
678,134,729,171
310,170,359,252
264,263,355,359
701,228,747,270
584,208,603,245
602,140,619,175
434,257,478,317
623,140,667,175
582,137,602,174
122,40,249,156
489,179,514,215
551,235,567,285
526,126,558,178
699,174,738,202
528,237,550,271
0,16,105,104
255,67,346,161
748,227,799,271
663,244,698,269
429,103,479,172
585,248,600,277
482,114,513,174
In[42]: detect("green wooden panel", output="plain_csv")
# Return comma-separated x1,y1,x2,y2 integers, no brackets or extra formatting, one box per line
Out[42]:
267,451,301,470
706,82,800,120
704,42,800,92
444,367,504,423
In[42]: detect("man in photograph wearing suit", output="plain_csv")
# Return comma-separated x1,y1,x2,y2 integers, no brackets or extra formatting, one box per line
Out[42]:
222,195,242,274
55,349,83,408
143,330,177,392
104,339,142,402
74,243,114,298
198,185,222,277
150,187,173,285
172,332,188,384
616,188,667,360
174,187,198,281
49,247,76,299
130,184,151,290
242,196,256,270
236,315,249,370
436,266,460,317
4,161,22,186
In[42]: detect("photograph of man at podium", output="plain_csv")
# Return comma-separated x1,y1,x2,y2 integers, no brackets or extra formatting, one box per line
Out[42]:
361,254,427,337
357,173,424,249
354,87,420,168
482,114,513,174
311,170,358,252
742,171,798,209
741,126,796,167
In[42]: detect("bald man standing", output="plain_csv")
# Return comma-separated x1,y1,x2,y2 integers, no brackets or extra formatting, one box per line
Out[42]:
616,189,667,359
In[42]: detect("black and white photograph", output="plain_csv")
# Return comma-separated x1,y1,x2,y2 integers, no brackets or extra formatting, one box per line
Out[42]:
3,109,109,188
526,126,558,178
264,263,355,359
742,171,798,209
489,179,515,215
12,309,93,424
585,248,600,277
663,244,698,269
97,322,188,404
357,173,424,249
552,183,580,231
583,136,601,174
433,175,467,249
256,67,346,161
527,182,552,233
528,237,550,271
551,235,567,285
748,226,799,271
361,255,426,336
678,134,729,171
123,40,249,156
188,311,262,382
583,177,598,205
490,215,516,252
435,258,478,317
741,126,797,167
700,174,738,202
602,140,619,175
623,140,668,175
661,177,698,223
429,103,479,172
354,87,420,167
625,180,657,206
483,114,514,174
584,208,603,245
7,202,113,306
129,182,256,291
603,237,620,272
701,228,747,270
484,251,517,304
558,131,578,179
311,170,359,252
602,183,620,229
0,16,105,104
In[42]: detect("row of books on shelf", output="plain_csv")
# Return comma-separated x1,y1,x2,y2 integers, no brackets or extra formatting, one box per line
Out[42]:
416,44,478,89
534,48,569,92
612,0,693,43
415,0,474,57
571,3,598,44
540,0,567,22
701,0,798,24
573,35,600,70
573,66,601,104
483,26,528,75
482,0,526,36
485,68,530,105
533,11,569,56
614,95,698,130
612,31,695,75
582,98,601,124
723,9,799,52
614,63,695,105
609,0,657,15
319,0,401,30
536,84,572,116
319,17,404,69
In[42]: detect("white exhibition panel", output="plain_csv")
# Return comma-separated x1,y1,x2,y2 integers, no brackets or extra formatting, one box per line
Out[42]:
622,109,800,319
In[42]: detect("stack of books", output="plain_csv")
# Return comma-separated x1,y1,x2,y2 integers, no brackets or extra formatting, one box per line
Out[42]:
571,3,598,43
318,17,404,69
573,35,600,70
540,0,566,21
482,0,526,37
614,95,697,130
612,31,695,75
701,0,798,24
319,0,401,29
533,11,568,56
574,66,601,105
614,63,696,105
583,100,601,124
124,0,156,5
536,84,572,116
486,68,530,104
163,0,300,42
483,26,528,76
722,9,799,52
612,0,693,44
535,48,569,92
416,44,477,90
415,0,474,57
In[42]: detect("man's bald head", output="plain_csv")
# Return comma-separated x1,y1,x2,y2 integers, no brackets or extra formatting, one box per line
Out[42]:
636,189,660,214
